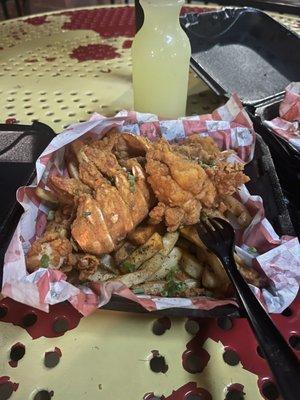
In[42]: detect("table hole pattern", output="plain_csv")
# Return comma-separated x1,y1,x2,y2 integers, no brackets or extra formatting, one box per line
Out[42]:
44,347,62,369
0,7,150,131
21,313,38,328
9,343,26,367
152,317,171,336
0,306,8,318
289,334,300,350
33,390,54,400
222,348,240,366
217,317,233,330
261,381,280,400
149,352,168,374
182,350,210,374
185,320,200,336
53,317,69,335
0,381,14,400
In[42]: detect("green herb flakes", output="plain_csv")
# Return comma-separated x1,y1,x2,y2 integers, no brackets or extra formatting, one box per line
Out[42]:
40,254,50,268
132,287,144,295
162,269,186,297
199,160,216,169
127,172,136,193
123,261,136,273
247,246,257,254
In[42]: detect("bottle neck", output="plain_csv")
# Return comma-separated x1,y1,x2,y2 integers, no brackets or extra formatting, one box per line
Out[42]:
139,0,184,31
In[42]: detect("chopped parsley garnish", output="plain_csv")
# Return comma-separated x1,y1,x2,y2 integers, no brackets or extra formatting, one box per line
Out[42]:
82,211,92,218
127,172,136,193
199,160,216,169
47,210,55,221
247,246,257,254
123,261,136,273
40,254,50,268
162,269,186,297
132,287,144,295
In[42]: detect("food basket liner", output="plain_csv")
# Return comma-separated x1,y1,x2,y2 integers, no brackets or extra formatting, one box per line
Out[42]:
2,94,300,315
263,82,300,151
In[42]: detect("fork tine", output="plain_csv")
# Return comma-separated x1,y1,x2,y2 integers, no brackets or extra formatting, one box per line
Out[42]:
214,217,235,236
196,220,214,244
202,219,219,242
209,218,225,241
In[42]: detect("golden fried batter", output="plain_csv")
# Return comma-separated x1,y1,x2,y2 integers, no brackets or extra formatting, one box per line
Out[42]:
146,139,216,231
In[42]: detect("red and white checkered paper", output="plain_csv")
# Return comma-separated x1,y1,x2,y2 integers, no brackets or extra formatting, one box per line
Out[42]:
2,94,300,315
264,82,300,151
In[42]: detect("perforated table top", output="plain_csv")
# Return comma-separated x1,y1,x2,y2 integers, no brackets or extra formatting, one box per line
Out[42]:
0,4,299,400
0,4,299,132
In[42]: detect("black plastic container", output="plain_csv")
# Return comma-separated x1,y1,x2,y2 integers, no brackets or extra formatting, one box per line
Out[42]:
0,123,292,316
181,7,300,234
0,121,55,286
181,7,300,107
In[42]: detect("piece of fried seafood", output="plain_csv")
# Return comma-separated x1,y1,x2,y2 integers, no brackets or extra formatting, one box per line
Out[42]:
145,139,217,231
67,134,153,256
26,205,75,272
171,134,223,164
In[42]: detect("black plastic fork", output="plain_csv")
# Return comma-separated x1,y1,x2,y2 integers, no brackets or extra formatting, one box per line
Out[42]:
196,217,300,400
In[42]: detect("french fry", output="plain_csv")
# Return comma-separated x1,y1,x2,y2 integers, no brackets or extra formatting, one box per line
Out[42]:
196,247,207,263
35,187,59,206
176,237,198,255
121,232,163,270
179,249,204,280
69,139,86,162
202,265,232,297
205,252,231,291
160,231,179,256
202,266,219,290
202,266,232,296
132,278,199,296
86,268,116,283
117,252,165,287
133,281,166,296
100,254,118,274
180,226,206,250
181,226,232,294
222,195,252,228
150,247,182,280
67,160,80,179
113,241,136,266
127,224,158,246
234,255,264,287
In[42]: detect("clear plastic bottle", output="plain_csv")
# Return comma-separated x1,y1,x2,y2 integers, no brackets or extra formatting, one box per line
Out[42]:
132,0,191,119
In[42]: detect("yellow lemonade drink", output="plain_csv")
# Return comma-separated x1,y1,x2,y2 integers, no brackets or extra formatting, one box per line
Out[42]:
132,0,191,119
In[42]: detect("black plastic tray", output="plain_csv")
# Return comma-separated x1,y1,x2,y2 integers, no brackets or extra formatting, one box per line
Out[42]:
256,100,300,158
181,7,300,106
0,121,55,286
250,107,300,235
0,124,293,316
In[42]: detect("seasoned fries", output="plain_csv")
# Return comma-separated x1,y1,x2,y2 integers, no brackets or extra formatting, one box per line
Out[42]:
127,224,158,246
180,250,204,280
120,232,163,271
27,131,264,299
36,187,59,206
